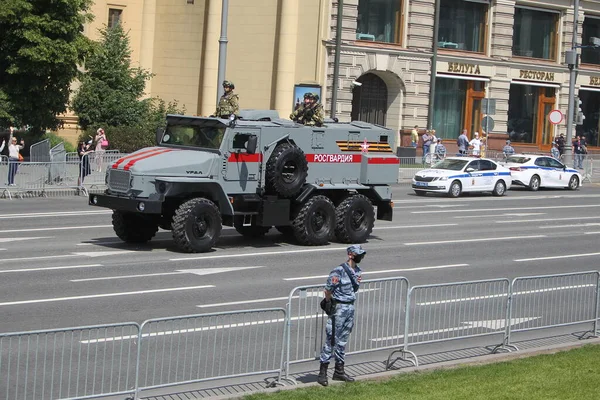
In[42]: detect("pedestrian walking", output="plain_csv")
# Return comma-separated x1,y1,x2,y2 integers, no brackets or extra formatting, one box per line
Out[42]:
551,141,560,160
556,133,565,156
6,134,24,186
317,245,366,387
214,80,239,118
421,130,432,163
411,125,419,148
457,129,469,156
469,132,482,156
573,136,584,169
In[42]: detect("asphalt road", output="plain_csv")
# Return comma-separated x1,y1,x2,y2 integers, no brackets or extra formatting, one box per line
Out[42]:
1,185,600,335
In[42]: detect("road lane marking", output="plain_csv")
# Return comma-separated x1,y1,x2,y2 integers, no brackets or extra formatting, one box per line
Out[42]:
0,285,215,307
514,252,600,262
496,216,600,224
197,288,381,308
171,246,350,261
416,284,596,305
72,250,139,257
0,264,103,273
283,264,469,281
405,235,546,246
374,224,458,230
538,223,600,229
0,225,112,234
0,236,52,243
70,266,266,282
394,204,469,209
585,232,600,235
0,254,78,263
458,213,546,219
0,210,111,219
413,204,600,214
76,238,172,246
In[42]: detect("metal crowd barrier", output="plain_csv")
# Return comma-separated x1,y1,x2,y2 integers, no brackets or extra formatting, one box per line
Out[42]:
282,277,410,380
0,323,140,400
582,155,593,183
135,308,287,397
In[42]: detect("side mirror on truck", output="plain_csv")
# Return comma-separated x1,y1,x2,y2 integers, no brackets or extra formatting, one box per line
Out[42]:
155,127,165,145
246,135,258,154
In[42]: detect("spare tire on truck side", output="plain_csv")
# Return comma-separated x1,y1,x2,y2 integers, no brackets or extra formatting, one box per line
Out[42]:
266,143,308,197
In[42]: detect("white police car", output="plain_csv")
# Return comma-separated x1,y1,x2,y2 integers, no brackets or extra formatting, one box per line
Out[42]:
502,154,581,191
412,157,512,197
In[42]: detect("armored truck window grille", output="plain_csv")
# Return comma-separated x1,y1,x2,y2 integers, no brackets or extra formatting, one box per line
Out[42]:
351,73,387,126
162,125,225,150
357,0,403,44
512,7,559,60
438,0,488,53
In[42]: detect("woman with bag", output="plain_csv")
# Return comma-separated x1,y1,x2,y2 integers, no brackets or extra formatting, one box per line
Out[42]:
6,133,24,186
94,128,108,172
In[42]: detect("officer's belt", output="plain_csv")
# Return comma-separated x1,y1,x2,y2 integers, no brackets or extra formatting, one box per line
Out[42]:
333,300,354,305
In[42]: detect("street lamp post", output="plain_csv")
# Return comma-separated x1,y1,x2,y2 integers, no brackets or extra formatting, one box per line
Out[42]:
427,0,441,131
216,0,229,102
564,0,580,168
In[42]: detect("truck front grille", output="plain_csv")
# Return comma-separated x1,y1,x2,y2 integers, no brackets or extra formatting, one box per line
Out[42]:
108,169,131,193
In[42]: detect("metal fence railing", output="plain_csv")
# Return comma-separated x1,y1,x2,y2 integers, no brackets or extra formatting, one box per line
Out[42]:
1,272,600,399
0,323,140,400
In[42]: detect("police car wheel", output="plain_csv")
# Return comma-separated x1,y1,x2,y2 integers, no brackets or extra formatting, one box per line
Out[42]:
492,180,506,196
529,175,541,191
266,143,309,198
234,221,271,237
112,211,158,243
172,198,222,253
292,195,335,245
568,175,579,190
448,181,462,198
334,194,375,243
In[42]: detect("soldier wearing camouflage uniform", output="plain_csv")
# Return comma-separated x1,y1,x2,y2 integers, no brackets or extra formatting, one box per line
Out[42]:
214,80,239,118
317,245,366,386
290,93,324,127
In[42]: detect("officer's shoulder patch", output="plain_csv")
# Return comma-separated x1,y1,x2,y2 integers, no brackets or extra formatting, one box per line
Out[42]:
331,275,340,284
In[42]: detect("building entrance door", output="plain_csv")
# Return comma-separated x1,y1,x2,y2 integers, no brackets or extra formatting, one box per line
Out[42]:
538,90,556,151
465,81,485,137
351,73,388,126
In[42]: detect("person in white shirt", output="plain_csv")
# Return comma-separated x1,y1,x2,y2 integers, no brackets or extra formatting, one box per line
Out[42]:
469,132,482,156
6,135,25,185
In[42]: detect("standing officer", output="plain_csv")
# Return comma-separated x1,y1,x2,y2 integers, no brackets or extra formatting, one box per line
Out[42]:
214,80,239,118
502,140,515,159
290,93,324,127
290,92,312,123
317,245,366,387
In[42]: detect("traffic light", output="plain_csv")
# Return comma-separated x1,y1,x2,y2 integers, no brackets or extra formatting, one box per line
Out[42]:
575,97,585,125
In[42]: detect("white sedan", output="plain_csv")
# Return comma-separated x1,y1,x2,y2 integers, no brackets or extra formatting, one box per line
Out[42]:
502,154,582,191
412,157,512,198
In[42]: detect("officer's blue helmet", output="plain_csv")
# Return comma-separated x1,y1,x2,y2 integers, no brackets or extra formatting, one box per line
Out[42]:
347,245,366,255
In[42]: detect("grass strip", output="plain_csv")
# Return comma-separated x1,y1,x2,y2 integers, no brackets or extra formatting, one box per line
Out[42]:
245,344,600,400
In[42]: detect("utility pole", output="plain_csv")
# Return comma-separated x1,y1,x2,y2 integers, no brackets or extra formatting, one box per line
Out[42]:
216,0,229,102
330,0,344,119
427,0,441,131
564,0,580,167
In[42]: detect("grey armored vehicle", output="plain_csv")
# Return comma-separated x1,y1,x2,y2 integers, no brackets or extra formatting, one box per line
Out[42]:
89,110,399,253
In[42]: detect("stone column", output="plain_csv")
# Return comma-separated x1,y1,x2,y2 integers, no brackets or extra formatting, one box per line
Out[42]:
139,0,157,97
274,1,299,118
200,0,222,116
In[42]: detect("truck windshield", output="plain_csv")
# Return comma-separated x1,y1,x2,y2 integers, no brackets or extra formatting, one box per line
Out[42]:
161,124,225,150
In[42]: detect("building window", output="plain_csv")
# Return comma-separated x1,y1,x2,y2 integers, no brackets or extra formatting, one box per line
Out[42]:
432,78,484,139
108,8,122,29
576,90,600,147
438,0,488,52
582,17,600,65
508,85,556,145
357,0,402,44
512,7,558,60
351,73,388,126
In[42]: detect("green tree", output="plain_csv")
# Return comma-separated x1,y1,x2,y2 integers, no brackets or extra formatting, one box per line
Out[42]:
71,23,152,129
0,0,93,132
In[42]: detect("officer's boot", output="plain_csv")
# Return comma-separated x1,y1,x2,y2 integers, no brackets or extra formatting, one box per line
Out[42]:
317,362,329,386
332,362,355,382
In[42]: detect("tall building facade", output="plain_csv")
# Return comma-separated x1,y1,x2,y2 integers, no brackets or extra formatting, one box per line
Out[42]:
63,0,600,153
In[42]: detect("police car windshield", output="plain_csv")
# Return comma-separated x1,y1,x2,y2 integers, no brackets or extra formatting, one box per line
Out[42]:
431,159,469,171
505,156,531,164
161,124,225,150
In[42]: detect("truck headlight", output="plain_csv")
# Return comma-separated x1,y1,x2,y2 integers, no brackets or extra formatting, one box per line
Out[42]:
138,202,146,211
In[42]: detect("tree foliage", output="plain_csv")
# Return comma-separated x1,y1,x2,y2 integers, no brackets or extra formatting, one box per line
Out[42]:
71,24,152,130
0,0,93,133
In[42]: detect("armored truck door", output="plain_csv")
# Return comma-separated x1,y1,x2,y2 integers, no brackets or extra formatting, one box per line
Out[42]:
223,130,261,192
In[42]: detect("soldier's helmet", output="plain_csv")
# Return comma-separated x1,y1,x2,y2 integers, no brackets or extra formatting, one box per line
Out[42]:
222,80,235,89
303,92,312,100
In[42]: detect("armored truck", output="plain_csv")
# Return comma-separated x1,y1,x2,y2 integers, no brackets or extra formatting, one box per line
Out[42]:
89,110,399,253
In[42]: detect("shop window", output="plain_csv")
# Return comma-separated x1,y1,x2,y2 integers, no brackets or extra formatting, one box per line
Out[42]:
438,0,488,53
351,73,388,126
576,90,600,147
108,8,122,29
582,17,600,65
512,7,558,60
357,0,403,44
432,78,484,139
508,84,556,145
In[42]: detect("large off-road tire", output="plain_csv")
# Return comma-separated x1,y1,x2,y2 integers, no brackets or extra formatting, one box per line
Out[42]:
568,175,579,190
112,211,158,243
292,195,336,245
234,221,271,237
529,175,541,191
266,143,308,197
172,198,222,253
334,194,375,243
